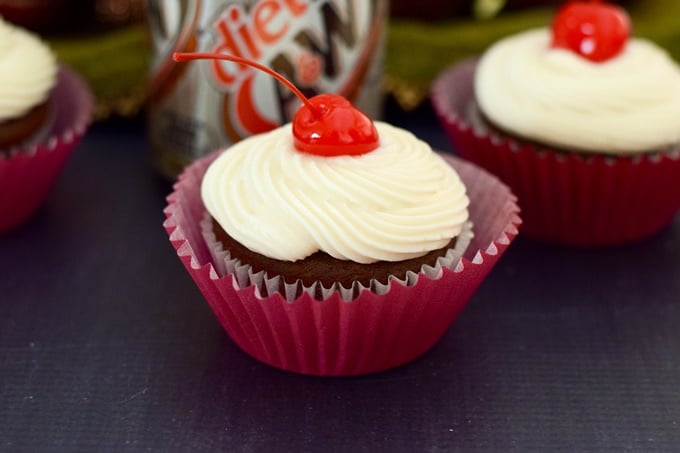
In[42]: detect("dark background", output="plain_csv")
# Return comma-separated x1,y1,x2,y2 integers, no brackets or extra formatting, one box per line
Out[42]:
1,100,679,452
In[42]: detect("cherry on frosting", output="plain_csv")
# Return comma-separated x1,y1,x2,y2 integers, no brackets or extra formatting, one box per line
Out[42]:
551,1,630,63
172,52,379,157
292,94,379,156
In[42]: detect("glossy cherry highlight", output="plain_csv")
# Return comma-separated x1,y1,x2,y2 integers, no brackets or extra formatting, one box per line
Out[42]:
173,52,379,157
551,1,630,63
293,94,379,156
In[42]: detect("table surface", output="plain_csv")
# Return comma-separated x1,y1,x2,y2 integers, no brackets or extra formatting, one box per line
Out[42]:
2,100,679,452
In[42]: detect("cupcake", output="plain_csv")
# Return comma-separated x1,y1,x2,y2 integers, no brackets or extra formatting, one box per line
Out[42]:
0,16,57,151
432,1,680,245
164,52,520,376
0,16,93,233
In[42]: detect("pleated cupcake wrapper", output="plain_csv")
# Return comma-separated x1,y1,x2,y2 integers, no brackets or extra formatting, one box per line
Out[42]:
164,151,521,376
0,65,94,234
201,211,475,302
432,58,680,246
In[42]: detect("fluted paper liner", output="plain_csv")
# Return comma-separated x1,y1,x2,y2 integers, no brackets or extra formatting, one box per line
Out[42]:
164,151,521,376
201,213,475,301
0,66,94,233
432,58,680,246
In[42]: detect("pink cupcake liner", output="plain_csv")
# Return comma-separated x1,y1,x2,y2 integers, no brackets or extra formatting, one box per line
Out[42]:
0,65,94,234
432,58,680,246
164,150,521,376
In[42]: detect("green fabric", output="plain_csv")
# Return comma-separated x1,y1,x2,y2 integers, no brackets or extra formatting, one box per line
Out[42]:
48,24,149,118
44,0,680,115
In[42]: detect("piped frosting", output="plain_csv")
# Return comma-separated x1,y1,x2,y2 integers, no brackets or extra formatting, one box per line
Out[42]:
201,122,470,263
474,28,680,153
0,17,57,122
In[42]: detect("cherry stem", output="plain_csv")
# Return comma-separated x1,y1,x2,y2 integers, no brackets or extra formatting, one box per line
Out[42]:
173,52,322,118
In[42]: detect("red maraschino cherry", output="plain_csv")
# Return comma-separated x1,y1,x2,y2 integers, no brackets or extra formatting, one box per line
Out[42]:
172,52,379,157
551,1,630,63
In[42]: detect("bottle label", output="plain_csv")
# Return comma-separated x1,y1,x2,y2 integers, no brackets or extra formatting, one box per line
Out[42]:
147,0,386,177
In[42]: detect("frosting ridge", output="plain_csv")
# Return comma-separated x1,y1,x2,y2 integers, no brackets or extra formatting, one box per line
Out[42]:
202,122,470,263
474,28,680,153
0,18,57,122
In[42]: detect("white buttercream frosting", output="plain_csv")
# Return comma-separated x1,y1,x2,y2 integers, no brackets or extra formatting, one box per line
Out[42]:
0,17,57,122
202,121,470,263
474,28,680,153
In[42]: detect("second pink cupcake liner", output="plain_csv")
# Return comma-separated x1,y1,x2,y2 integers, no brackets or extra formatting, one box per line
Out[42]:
432,58,680,246
0,65,94,234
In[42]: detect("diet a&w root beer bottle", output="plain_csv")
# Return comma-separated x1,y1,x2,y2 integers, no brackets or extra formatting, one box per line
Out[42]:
146,0,388,179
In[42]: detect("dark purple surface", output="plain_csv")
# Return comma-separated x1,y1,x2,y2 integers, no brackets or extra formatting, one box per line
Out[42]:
1,100,679,452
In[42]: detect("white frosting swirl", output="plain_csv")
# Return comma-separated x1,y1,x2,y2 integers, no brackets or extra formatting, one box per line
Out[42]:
202,122,470,263
474,28,680,153
0,17,57,121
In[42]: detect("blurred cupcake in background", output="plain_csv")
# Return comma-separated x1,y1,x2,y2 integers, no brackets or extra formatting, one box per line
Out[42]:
0,0,73,33
432,1,680,245
0,16,93,233
0,16,57,152
0,0,144,33
0,0,147,120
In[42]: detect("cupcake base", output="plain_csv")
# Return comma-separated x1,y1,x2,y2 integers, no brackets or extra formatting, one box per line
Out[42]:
164,151,521,376
0,65,93,234
432,58,680,246
207,216,470,289
0,102,53,152
204,215,474,300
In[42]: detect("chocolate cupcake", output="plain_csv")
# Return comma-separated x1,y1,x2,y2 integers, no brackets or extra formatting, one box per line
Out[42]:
432,1,680,245
0,17,57,153
0,17,93,233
